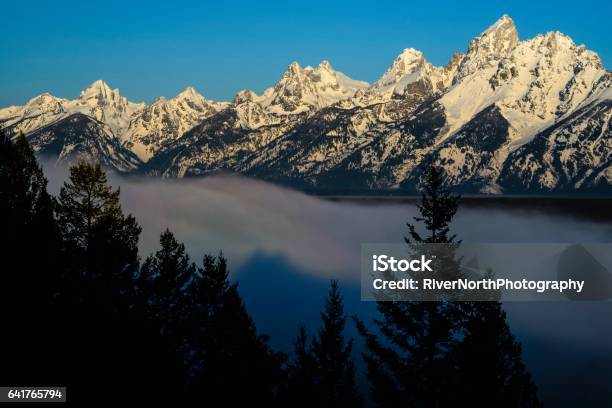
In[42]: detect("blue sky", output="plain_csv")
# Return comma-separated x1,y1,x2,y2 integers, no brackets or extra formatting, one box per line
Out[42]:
1,0,610,106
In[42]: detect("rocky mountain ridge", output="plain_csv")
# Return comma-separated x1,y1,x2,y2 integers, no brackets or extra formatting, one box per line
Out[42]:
1,15,610,194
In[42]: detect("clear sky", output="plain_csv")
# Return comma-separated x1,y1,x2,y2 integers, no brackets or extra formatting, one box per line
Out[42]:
1,0,610,106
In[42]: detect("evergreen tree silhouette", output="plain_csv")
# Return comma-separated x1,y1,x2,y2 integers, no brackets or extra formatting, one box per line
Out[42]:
137,229,195,340
454,302,541,407
52,161,183,403
282,321,318,405
0,132,60,297
311,280,360,407
0,131,62,385
356,166,540,407
57,162,141,303
187,253,284,404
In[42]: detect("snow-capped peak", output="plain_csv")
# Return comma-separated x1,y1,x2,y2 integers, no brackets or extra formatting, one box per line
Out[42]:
309,60,369,93
373,48,425,89
317,60,333,71
0,92,67,133
455,15,519,81
441,14,607,148
233,89,259,105
122,85,227,162
80,79,113,96
76,79,132,106
175,86,201,101
284,61,303,78
356,47,455,106
247,60,368,115
63,80,144,134
483,14,516,36
22,93,66,114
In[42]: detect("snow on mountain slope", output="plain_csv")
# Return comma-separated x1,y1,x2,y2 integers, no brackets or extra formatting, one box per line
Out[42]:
406,105,511,193
143,107,299,177
454,14,519,82
343,49,462,112
370,48,458,100
499,91,611,193
238,60,368,117
0,80,228,166
143,15,609,193
234,50,454,185
0,80,144,141
244,100,448,189
421,15,609,192
27,113,141,171
1,15,610,193
140,60,368,176
63,80,145,135
0,93,68,135
441,15,605,144
122,87,229,161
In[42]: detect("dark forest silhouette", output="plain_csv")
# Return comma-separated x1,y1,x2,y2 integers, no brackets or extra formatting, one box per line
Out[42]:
0,131,539,406
355,166,541,407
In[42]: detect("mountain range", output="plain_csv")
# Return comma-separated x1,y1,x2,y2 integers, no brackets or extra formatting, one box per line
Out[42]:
1,15,610,194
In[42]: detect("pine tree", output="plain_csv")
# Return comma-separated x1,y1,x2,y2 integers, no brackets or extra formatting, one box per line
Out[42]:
311,280,360,407
187,253,283,404
57,161,141,301
283,322,318,405
0,131,63,385
357,165,540,406
0,134,184,403
0,132,60,297
406,166,460,244
356,166,462,406
454,302,541,407
137,229,195,334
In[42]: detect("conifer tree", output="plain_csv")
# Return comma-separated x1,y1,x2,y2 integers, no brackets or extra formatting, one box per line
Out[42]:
311,280,360,407
0,131,62,385
356,166,462,406
137,229,195,333
356,165,539,407
283,322,318,405
0,132,60,296
57,162,141,300
187,253,283,404
454,302,541,407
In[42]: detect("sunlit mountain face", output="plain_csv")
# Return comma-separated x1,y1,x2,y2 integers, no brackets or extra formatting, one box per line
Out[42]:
1,15,610,194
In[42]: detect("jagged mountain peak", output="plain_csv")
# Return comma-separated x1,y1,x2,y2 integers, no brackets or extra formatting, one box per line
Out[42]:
74,79,134,108
172,86,209,105
78,79,117,100
455,15,519,81
152,96,167,105
175,86,201,100
18,92,67,119
233,89,259,105
483,14,516,36
373,48,426,89
25,92,65,106
65,80,144,134
317,59,333,71
149,87,208,106
251,59,369,114
284,61,303,77
1,16,609,194
86,78,111,89
528,31,603,70
395,47,425,63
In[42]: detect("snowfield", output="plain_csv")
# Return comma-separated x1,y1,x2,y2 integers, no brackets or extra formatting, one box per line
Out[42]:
1,15,610,193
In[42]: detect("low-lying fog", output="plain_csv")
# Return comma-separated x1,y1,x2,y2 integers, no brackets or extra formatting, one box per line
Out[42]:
43,163,612,406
